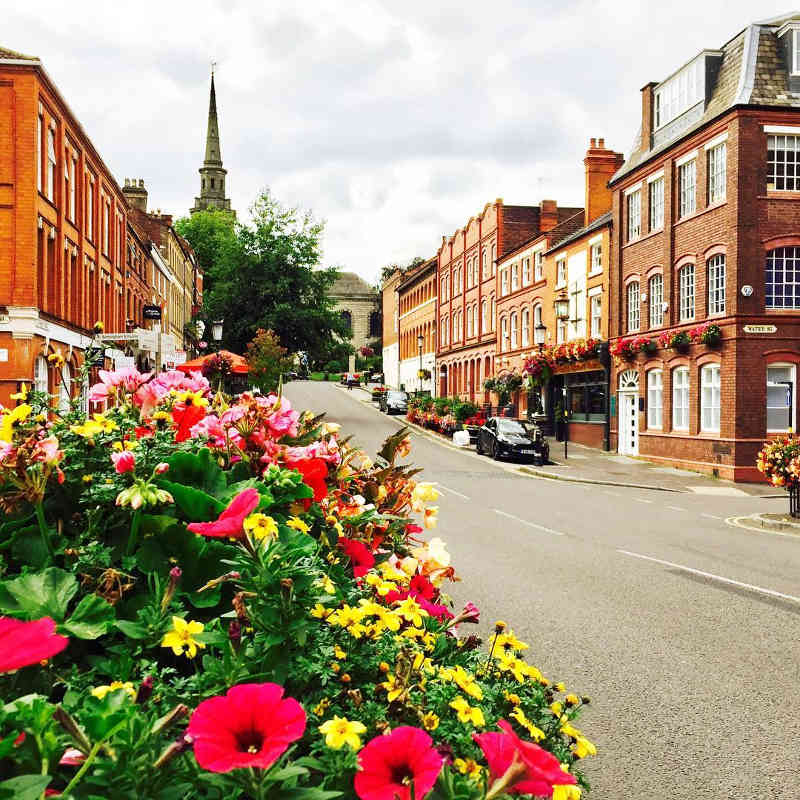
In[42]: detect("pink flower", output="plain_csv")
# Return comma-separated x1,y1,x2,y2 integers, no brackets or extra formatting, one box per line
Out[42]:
187,682,306,773
32,435,63,465
0,616,68,673
111,450,136,474
474,720,577,796
187,488,260,539
60,747,87,766
461,602,480,623
355,726,443,800
89,367,151,403
155,462,170,475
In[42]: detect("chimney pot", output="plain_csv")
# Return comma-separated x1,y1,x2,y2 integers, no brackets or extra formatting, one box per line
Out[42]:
598,137,605,148
590,137,596,148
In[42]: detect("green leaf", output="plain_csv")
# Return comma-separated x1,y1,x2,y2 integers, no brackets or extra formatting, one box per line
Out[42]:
164,449,227,497
61,594,115,639
0,775,51,800
115,620,149,639
0,568,77,620
156,480,225,522
276,790,342,799
10,526,49,569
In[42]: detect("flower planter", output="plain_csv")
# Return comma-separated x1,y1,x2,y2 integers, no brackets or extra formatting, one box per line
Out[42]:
673,342,690,354
703,334,722,348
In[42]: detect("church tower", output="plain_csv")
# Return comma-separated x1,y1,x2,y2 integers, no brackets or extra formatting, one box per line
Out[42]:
191,68,233,215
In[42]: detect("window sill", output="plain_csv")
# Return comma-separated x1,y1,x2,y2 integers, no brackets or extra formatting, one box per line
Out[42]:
674,200,727,228
555,282,566,291
622,228,661,249
761,191,800,200
588,269,603,278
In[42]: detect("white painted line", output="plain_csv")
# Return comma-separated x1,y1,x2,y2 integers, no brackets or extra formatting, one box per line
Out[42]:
701,513,723,521
617,549,800,604
493,509,565,536
666,505,685,512
437,484,470,501
632,497,653,504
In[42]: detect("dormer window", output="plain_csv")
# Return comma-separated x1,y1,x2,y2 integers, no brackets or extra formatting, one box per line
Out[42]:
777,23,800,76
654,57,704,130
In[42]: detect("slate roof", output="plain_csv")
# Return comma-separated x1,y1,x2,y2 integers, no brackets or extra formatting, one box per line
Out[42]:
330,271,377,300
612,12,800,184
545,211,612,255
0,46,38,61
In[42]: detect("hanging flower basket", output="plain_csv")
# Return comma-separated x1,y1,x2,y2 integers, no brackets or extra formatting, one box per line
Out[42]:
689,323,723,349
611,338,637,360
658,330,690,353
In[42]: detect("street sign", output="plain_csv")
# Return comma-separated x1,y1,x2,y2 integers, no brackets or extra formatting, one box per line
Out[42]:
743,324,777,334
160,334,176,356
136,329,158,352
115,355,135,369
143,305,162,320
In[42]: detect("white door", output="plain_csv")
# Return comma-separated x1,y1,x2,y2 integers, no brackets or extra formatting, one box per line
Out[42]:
618,392,639,455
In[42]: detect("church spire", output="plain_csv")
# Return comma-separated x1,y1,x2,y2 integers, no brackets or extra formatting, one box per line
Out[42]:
191,65,233,216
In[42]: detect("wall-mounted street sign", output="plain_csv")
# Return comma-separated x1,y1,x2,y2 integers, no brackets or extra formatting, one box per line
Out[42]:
743,324,777,334
143,305,162,320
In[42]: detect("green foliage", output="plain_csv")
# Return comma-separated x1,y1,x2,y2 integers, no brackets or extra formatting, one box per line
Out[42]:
246,329,294,394
174,209,237,277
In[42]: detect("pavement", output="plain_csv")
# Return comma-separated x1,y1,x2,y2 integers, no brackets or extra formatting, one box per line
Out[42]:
285,380,800,800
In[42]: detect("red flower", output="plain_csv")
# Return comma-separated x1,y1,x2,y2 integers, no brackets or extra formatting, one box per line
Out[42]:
111,450,136,474
474,720,576,796
409,573,435,600
338,538,375,578
172,403,207,442
0,616,68,673
286,457,329,510
355,726,443,800
187,489,260,539
187,682,306,773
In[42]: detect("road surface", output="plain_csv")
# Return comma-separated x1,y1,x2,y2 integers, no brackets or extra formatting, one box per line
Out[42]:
285,381,800,799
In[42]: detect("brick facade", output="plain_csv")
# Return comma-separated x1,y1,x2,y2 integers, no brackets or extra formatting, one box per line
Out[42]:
398,258,437,394
381,270,402,389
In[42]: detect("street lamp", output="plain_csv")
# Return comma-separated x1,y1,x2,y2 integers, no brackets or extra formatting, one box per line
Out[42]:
417,333,424,395
553,290,569,321
535,321,547,351
211,319,224,350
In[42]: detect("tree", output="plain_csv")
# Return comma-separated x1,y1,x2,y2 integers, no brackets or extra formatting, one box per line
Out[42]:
179,190,351,361
174,209,237,279
246,329,293,393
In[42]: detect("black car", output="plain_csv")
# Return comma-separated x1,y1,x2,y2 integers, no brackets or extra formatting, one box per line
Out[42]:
380,390,408,415
476,417,549,464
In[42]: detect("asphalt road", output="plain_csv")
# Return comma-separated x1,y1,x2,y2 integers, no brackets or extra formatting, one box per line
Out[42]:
285,381,800,799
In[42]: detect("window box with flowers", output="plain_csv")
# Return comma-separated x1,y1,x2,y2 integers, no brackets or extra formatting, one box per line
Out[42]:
658,330,691,353
611,338,638,360
632,336,657,355
689,323,722,348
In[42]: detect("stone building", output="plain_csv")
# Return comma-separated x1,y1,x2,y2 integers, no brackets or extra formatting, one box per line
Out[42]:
329,272,380,356
191,70,233,216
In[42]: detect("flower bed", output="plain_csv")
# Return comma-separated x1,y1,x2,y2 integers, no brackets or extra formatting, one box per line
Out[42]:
0,368,594,799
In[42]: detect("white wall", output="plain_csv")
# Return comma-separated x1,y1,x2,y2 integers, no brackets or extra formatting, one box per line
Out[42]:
383,343,399,389
399,351,435,395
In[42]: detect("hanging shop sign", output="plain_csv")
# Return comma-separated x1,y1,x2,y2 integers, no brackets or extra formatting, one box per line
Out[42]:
143,305,162,320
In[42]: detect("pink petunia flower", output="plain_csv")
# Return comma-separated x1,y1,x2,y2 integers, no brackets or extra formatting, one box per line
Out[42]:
0,616,68,673
111,450,136,474
187,682,306,773
187,488,260,539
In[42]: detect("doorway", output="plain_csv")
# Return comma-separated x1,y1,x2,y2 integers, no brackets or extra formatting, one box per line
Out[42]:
617,369,639,455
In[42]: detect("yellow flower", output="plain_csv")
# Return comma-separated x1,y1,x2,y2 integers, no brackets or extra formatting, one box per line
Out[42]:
91,681,136,701
510,707,545,741
312,698,331,717
421,711,439,731
175,389,208,407
453,757,484,781
123,440,139,450
379,673,407,703
394,596,427,627
10,383,28,401
310,603,329,619
48,351,65,368
319,715,367,750
495,651,528,683
0,404,32,442
423,506,438,529
572,735,597,759
550,701,563,716
153,410,171,423
492,629,529,652
161,616,205,658
316,574,336,594
565,693,580,707
93,320,104,332
286,516,310,534
112,440,124,452
333,645,346,660
449,665,483,700
553,785,582,800
504,691,521,705
449,695,485,727
82,474,94,484
243,513,279,541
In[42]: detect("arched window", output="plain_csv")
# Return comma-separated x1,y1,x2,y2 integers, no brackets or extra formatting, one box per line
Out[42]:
467,305,473,337
34,356,48,394
707,255,726,315
627,282,640,332
649,274,664,328
369,311,381,337
521,307,530,347
481,300,488,331
701,363,721,432
510,312,518,349
766,247,800,309
534,304,544,344
672,366,689,431
340,310,352,332
679,264,695,321
58,362,72,413
481,249,488,279
501,316,508,351
491,296,496,331
647,369,663,429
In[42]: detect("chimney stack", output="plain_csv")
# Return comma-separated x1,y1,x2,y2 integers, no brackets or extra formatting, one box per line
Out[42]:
640,82,657,154
122,178,148,212
539,199,558,232
583,139,625,225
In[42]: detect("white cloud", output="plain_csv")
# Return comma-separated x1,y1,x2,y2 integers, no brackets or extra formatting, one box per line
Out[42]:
3,0,793,283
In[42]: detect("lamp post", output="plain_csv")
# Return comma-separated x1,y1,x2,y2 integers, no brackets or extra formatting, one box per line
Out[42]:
211,319,224,352
417,333,424,395
553,289,569,322
535,321,547,353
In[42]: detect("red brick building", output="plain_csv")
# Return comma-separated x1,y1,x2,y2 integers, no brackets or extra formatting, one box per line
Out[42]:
436,200,562,400
608,12,800,480
0,47,128,408
397,257,437,393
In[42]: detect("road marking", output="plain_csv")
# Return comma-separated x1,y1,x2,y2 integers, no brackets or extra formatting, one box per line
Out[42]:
666,505,685,512
617,549,800,604
632,497,653,504
701,513,723,521
493,509,565,536
437,484,470,501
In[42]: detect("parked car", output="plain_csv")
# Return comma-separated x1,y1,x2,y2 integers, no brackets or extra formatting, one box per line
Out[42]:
366,374,387,400
475,417,549,464
380,390,408,415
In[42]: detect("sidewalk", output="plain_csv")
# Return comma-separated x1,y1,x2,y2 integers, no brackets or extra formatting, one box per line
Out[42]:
339,385,782,497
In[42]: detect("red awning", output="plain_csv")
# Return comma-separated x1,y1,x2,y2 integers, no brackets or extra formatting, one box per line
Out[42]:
176,350,249,375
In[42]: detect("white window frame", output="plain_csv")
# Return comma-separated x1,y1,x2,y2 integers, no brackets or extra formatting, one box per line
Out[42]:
34,356,48,395
59,362,72,413
466,305,473,337
37,111,43,193
501,316,508,351
87,176,94,240
648,274,664,328
491,296,496,331
678,159,696,218
627,189,641,241
767,133,800,191
510,312,518,350
534,250,543,281
647,369,663,429
521,307,530,347
46,127,56,201
482,249,488,279
672,366,690,431
590,293,602,337
556,258,566,288
589,242,602,275
767,364,796,432
501,269,509,296
534,305,545,344
707,142,727,204
511,263,519,292
679,264,695,321
700,363,721,432
707,254,726,315
648,176,664,231
522,257,531,286
766,247,800,309
557,319,567,344
627,281,640,332
481,300,487,331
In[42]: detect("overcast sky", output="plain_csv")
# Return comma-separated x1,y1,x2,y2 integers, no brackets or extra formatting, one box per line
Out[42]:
5,1,794,283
